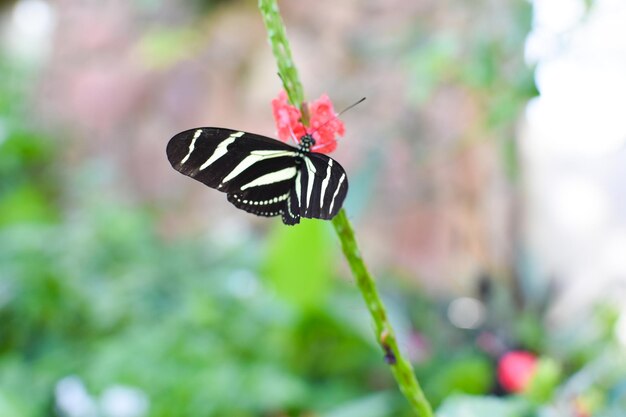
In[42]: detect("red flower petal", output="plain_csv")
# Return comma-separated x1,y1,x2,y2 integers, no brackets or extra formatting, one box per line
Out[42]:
309,94,344,153
271,91,305,143
497,351,538,393
271,91,345,154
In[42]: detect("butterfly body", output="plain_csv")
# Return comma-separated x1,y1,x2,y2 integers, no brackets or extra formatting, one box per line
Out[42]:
166,128,348,225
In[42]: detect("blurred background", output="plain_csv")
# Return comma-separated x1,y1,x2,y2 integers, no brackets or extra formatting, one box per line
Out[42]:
1,0,625,416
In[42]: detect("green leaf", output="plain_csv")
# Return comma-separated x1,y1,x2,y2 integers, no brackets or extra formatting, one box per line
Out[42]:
263,219,333,311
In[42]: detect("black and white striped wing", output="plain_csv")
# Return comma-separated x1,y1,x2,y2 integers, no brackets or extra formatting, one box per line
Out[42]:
166,127,349,225
166,127,298,219
288,152,348,222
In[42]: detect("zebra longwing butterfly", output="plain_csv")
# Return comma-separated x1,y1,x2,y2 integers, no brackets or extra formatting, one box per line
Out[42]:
166,128,348,225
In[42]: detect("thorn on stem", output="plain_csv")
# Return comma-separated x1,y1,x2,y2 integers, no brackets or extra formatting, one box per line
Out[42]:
380,328,397,365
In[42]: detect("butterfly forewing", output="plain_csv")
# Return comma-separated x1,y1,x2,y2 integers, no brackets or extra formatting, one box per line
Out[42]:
166,127,348,225
167,128,295,192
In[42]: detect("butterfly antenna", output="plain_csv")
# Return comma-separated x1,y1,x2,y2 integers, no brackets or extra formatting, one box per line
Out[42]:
308,97,366,138
337,97,366,118
287,122,300,145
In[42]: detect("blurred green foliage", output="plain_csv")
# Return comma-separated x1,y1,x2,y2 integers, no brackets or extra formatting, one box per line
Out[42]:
524,358,561,403
0,131,59,226
437,395,531,417
263,220,332,311
424,354,493,405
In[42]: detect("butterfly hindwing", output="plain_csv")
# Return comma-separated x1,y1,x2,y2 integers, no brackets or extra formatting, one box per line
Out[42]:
227,180,292,218
292,152,348,220
283,188,301,225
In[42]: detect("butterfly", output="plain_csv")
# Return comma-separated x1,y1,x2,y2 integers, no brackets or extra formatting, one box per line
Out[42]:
166,128,348,225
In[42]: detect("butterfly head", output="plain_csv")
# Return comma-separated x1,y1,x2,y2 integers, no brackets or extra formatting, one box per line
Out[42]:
298,134,316,153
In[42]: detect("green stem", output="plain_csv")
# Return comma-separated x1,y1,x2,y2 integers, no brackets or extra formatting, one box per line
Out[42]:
258,0,305,113
258,1,434,415
332,210,433,417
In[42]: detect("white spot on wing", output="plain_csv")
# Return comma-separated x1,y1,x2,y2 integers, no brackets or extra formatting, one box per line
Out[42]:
286,193,297,219
180,129,202,165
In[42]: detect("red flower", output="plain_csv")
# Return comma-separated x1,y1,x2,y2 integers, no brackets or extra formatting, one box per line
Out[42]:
271,91,345,154
497,351,538,393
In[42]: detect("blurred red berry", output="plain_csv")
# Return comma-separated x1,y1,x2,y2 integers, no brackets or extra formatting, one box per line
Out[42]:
497,350,538,393
271,91,345,154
